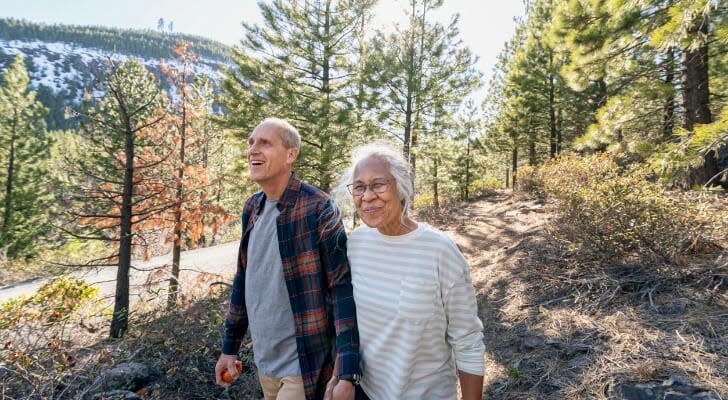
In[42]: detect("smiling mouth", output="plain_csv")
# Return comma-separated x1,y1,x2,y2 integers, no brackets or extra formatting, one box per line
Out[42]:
249,160,264,166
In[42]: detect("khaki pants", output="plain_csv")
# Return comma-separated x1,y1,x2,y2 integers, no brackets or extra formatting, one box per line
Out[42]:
257,370,306,400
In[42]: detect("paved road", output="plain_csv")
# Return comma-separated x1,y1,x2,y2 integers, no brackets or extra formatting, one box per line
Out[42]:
0,241,239,304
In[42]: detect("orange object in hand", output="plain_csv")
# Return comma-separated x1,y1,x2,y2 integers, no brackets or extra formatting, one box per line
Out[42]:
222,360,243,383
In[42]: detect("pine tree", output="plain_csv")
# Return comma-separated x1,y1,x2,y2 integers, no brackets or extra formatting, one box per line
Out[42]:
0,55,51,258
367,0,480,187
161,43,235,306
217,0,376,192
66,59,166,338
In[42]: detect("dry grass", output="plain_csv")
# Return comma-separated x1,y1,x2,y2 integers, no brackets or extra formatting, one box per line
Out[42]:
1,189,725,399
438,190,728,399
0,272,260,399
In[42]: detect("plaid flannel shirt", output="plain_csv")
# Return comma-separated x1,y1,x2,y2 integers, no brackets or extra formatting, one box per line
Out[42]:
222,173,361,400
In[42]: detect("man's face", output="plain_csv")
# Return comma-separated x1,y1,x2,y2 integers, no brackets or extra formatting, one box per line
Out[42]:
247,124,297,186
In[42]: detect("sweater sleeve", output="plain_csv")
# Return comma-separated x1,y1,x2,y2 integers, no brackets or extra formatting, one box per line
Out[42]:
440,237,485,376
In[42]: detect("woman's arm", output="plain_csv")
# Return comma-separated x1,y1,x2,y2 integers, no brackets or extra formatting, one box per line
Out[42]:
440,237,485,397
459,370,484,400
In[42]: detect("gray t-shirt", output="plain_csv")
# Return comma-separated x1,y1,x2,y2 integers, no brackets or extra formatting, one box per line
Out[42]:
245,200,301,378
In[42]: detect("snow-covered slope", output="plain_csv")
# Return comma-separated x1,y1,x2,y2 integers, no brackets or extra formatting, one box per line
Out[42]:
0,33,229,129
0,38,223,97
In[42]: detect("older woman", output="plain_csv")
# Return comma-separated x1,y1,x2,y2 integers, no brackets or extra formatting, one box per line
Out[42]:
328,143,485,400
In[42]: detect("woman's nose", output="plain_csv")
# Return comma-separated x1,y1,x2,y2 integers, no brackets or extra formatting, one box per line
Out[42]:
360,187,378,201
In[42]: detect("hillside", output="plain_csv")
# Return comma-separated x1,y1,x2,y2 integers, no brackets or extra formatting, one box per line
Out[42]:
0,17,231,130
422,192,727,399
0,192,725,399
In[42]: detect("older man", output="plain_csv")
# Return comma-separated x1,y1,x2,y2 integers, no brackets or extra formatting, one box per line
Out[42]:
215,118,361,400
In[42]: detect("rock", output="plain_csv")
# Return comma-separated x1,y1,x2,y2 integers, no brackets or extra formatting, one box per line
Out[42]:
84,362,158,398
567,355,591,371
659,298,689,316
545,339,591,356
614,376,720,400
91,390,143,400
521,335,544,350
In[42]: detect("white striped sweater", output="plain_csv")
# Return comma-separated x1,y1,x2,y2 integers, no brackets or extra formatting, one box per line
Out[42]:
348,223,485,400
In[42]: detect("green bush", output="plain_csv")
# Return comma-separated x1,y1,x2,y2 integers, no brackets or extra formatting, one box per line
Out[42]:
0,275,98,330
469,177,503,197
519,155,714,262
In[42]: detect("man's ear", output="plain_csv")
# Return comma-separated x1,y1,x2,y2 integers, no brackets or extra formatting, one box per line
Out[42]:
287,148,299,163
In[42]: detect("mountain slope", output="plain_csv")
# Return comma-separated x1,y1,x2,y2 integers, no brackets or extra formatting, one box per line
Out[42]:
0,18,231,129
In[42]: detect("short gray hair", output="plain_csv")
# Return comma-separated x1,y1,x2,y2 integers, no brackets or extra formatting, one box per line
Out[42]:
338,141,414,218
258,117,301,150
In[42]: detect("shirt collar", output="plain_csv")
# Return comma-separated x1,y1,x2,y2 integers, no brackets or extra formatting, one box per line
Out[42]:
255,172,301,215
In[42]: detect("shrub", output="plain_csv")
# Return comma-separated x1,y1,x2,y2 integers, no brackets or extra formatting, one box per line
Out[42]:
515,165,544,199
414,193,436,209
0,275,98,330
469,177,503,197
520,155,715,262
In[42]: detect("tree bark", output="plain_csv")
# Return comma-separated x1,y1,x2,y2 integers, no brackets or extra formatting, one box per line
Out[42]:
1,124,16,245
548,51,557,158
681,14,715,187
556,108,563,154
432,155,439,209
663,48,675,140
511,147,518,188
111,103,134,339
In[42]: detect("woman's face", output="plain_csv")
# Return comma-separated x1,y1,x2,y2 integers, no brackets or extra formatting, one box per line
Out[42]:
351,157,404,235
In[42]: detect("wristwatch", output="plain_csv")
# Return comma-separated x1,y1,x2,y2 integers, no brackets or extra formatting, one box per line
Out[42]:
338,373,362,386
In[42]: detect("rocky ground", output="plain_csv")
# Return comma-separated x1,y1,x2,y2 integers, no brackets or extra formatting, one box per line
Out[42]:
2,190,725,399
418,191,727,399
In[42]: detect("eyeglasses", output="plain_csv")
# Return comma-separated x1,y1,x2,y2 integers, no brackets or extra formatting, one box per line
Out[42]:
346,180,391,197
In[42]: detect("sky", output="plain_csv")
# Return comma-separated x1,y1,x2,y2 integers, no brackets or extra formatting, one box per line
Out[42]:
0,0,525,101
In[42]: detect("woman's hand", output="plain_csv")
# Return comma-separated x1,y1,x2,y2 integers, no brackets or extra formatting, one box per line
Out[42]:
324,375,338,400
324,376,355,400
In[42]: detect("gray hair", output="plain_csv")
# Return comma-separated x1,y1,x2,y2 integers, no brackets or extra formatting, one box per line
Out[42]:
337,141,414,218
257,117,301,150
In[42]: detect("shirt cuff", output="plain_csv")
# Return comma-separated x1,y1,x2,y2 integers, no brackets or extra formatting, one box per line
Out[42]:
336,350,362,377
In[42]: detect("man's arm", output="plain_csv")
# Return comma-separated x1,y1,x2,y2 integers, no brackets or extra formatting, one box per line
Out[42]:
221,208,253,356
216,232,250,388
318,200,361,378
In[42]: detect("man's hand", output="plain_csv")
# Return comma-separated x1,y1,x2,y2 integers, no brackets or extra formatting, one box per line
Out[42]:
215,354,240,387
324,376,355,400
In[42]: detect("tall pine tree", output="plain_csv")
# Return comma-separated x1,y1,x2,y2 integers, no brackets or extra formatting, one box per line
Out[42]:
0,55,51,259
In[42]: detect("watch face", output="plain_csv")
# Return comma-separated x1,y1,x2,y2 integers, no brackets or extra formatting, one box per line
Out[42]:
340,374,361,385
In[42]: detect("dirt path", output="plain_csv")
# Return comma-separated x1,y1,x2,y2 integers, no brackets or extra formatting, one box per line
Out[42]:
423,191,727,399
434,192,550,276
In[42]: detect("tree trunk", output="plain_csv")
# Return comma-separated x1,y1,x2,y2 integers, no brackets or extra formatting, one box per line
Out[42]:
681,14,714,187
528,129,536,166
319,1,333,193
663,48,675,140
596,78,608,110
432,155,439,209
548,52,557,158
168,62,190,307
511,147,518,188
111,116,134,339
464,138,471,201
1,129,16,245
556,108,563,154
403,92,413,182
169,124,185,308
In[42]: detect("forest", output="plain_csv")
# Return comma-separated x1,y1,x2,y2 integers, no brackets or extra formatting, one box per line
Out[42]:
0,0,726,399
